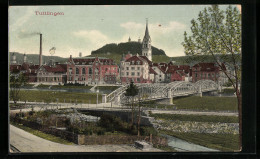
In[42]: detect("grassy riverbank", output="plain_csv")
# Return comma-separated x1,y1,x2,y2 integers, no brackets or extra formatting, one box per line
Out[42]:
139,96,237,111
172,96,237,111
17,90,102,104
160,130,240,152
11,122,74,145
150,113,238,123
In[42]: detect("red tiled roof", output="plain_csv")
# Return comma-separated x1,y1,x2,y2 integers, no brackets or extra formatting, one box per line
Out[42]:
165,65,190,74
125,56,145,65
193,63,219,71
139,56,152,65
29,65,40,70
43,65,67,73
149,68,158,75
72,57,115,65
21,63,30,70
10,64,21,72
176,70,187,76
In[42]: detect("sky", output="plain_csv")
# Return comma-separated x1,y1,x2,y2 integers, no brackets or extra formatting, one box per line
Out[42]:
9,5,240,58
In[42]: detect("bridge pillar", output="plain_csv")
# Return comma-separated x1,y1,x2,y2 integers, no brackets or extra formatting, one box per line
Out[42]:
198,85,202,97
115,96,121,105
168,89,173,104
218,84,222,93
102,94,107,103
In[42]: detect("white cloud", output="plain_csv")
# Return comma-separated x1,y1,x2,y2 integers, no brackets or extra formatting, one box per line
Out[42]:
120,22,144,30
150,21,187,34
72,30,111,55
72,30,109,43
120,21,186,34
9,6,40,32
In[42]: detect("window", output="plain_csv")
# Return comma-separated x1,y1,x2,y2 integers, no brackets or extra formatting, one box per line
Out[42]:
82,68,86,74
126,72,129,76
137,61,140,65
137,72,140,76
89,68,92,74
121,67,124,70
121,72,124,76
69,68,72,74
137,78,140,82
137,67,140,70
208,74,211,77
131,67,135,70
131,61,135,65
195,73,197,77
126,67,129,70
131,72,135,76
76,68,79,74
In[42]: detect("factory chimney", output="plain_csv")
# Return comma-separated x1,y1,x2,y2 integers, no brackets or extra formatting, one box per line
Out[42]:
39,34,42,66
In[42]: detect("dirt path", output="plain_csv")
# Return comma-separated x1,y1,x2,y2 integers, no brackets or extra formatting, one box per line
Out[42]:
9,125,162,152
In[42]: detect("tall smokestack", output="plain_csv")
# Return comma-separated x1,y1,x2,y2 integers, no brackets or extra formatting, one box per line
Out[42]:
39,34,42,66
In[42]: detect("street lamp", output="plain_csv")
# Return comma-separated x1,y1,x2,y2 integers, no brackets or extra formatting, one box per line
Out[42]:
96,88,99,108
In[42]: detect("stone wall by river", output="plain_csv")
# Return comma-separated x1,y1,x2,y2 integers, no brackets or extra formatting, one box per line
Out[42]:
152,119,239,134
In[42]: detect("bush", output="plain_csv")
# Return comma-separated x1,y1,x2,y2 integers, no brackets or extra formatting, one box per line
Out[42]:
29,111,35,116
140,126,158,136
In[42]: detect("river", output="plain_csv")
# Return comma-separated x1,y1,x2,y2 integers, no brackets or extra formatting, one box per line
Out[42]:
161,134,219,152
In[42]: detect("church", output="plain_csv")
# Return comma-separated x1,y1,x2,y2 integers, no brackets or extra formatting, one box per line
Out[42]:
120,20,157,84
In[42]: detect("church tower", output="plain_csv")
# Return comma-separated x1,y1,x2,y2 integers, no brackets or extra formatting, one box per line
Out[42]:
23,53,27,63
11,53,17,64
142,19,152,61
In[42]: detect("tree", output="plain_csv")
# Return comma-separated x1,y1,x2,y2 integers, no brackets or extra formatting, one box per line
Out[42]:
10,73,27,105
124,81,138,126
182,5,242,148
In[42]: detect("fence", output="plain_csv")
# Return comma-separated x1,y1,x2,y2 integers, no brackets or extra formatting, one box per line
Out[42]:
10,117,167,146
10,117,78,144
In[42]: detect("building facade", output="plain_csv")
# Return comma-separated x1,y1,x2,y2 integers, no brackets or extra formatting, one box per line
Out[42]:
191,63,220,82
37,61,67,85
120,54,154,84
67,56,119,85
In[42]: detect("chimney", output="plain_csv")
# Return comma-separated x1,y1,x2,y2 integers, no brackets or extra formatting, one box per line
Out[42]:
39,34,42,66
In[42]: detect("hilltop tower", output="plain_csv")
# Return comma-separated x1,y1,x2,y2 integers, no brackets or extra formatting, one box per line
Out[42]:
23,53,27,63
142,19,152,61
11,53,17,64
128,36,131,42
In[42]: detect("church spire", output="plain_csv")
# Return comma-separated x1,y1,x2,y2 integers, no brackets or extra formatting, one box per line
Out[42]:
144,18,150,39
142,18,152,61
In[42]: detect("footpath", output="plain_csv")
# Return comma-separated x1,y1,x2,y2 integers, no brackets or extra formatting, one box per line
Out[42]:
10,125,162,152
10,101,238,117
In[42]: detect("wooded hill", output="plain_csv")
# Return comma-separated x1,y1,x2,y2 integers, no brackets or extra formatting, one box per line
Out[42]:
9,52,68,65
10,52,240,66
91,42,166,56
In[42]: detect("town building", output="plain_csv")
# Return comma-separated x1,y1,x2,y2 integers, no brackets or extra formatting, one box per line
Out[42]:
66,56,119,85
120,53,155,84
151,63,166,83
10,53,40,82
165,64,191,82
191,63,220,82
37,60,67,85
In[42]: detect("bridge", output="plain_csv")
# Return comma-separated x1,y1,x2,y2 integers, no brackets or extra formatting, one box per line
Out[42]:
103,80,221,105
